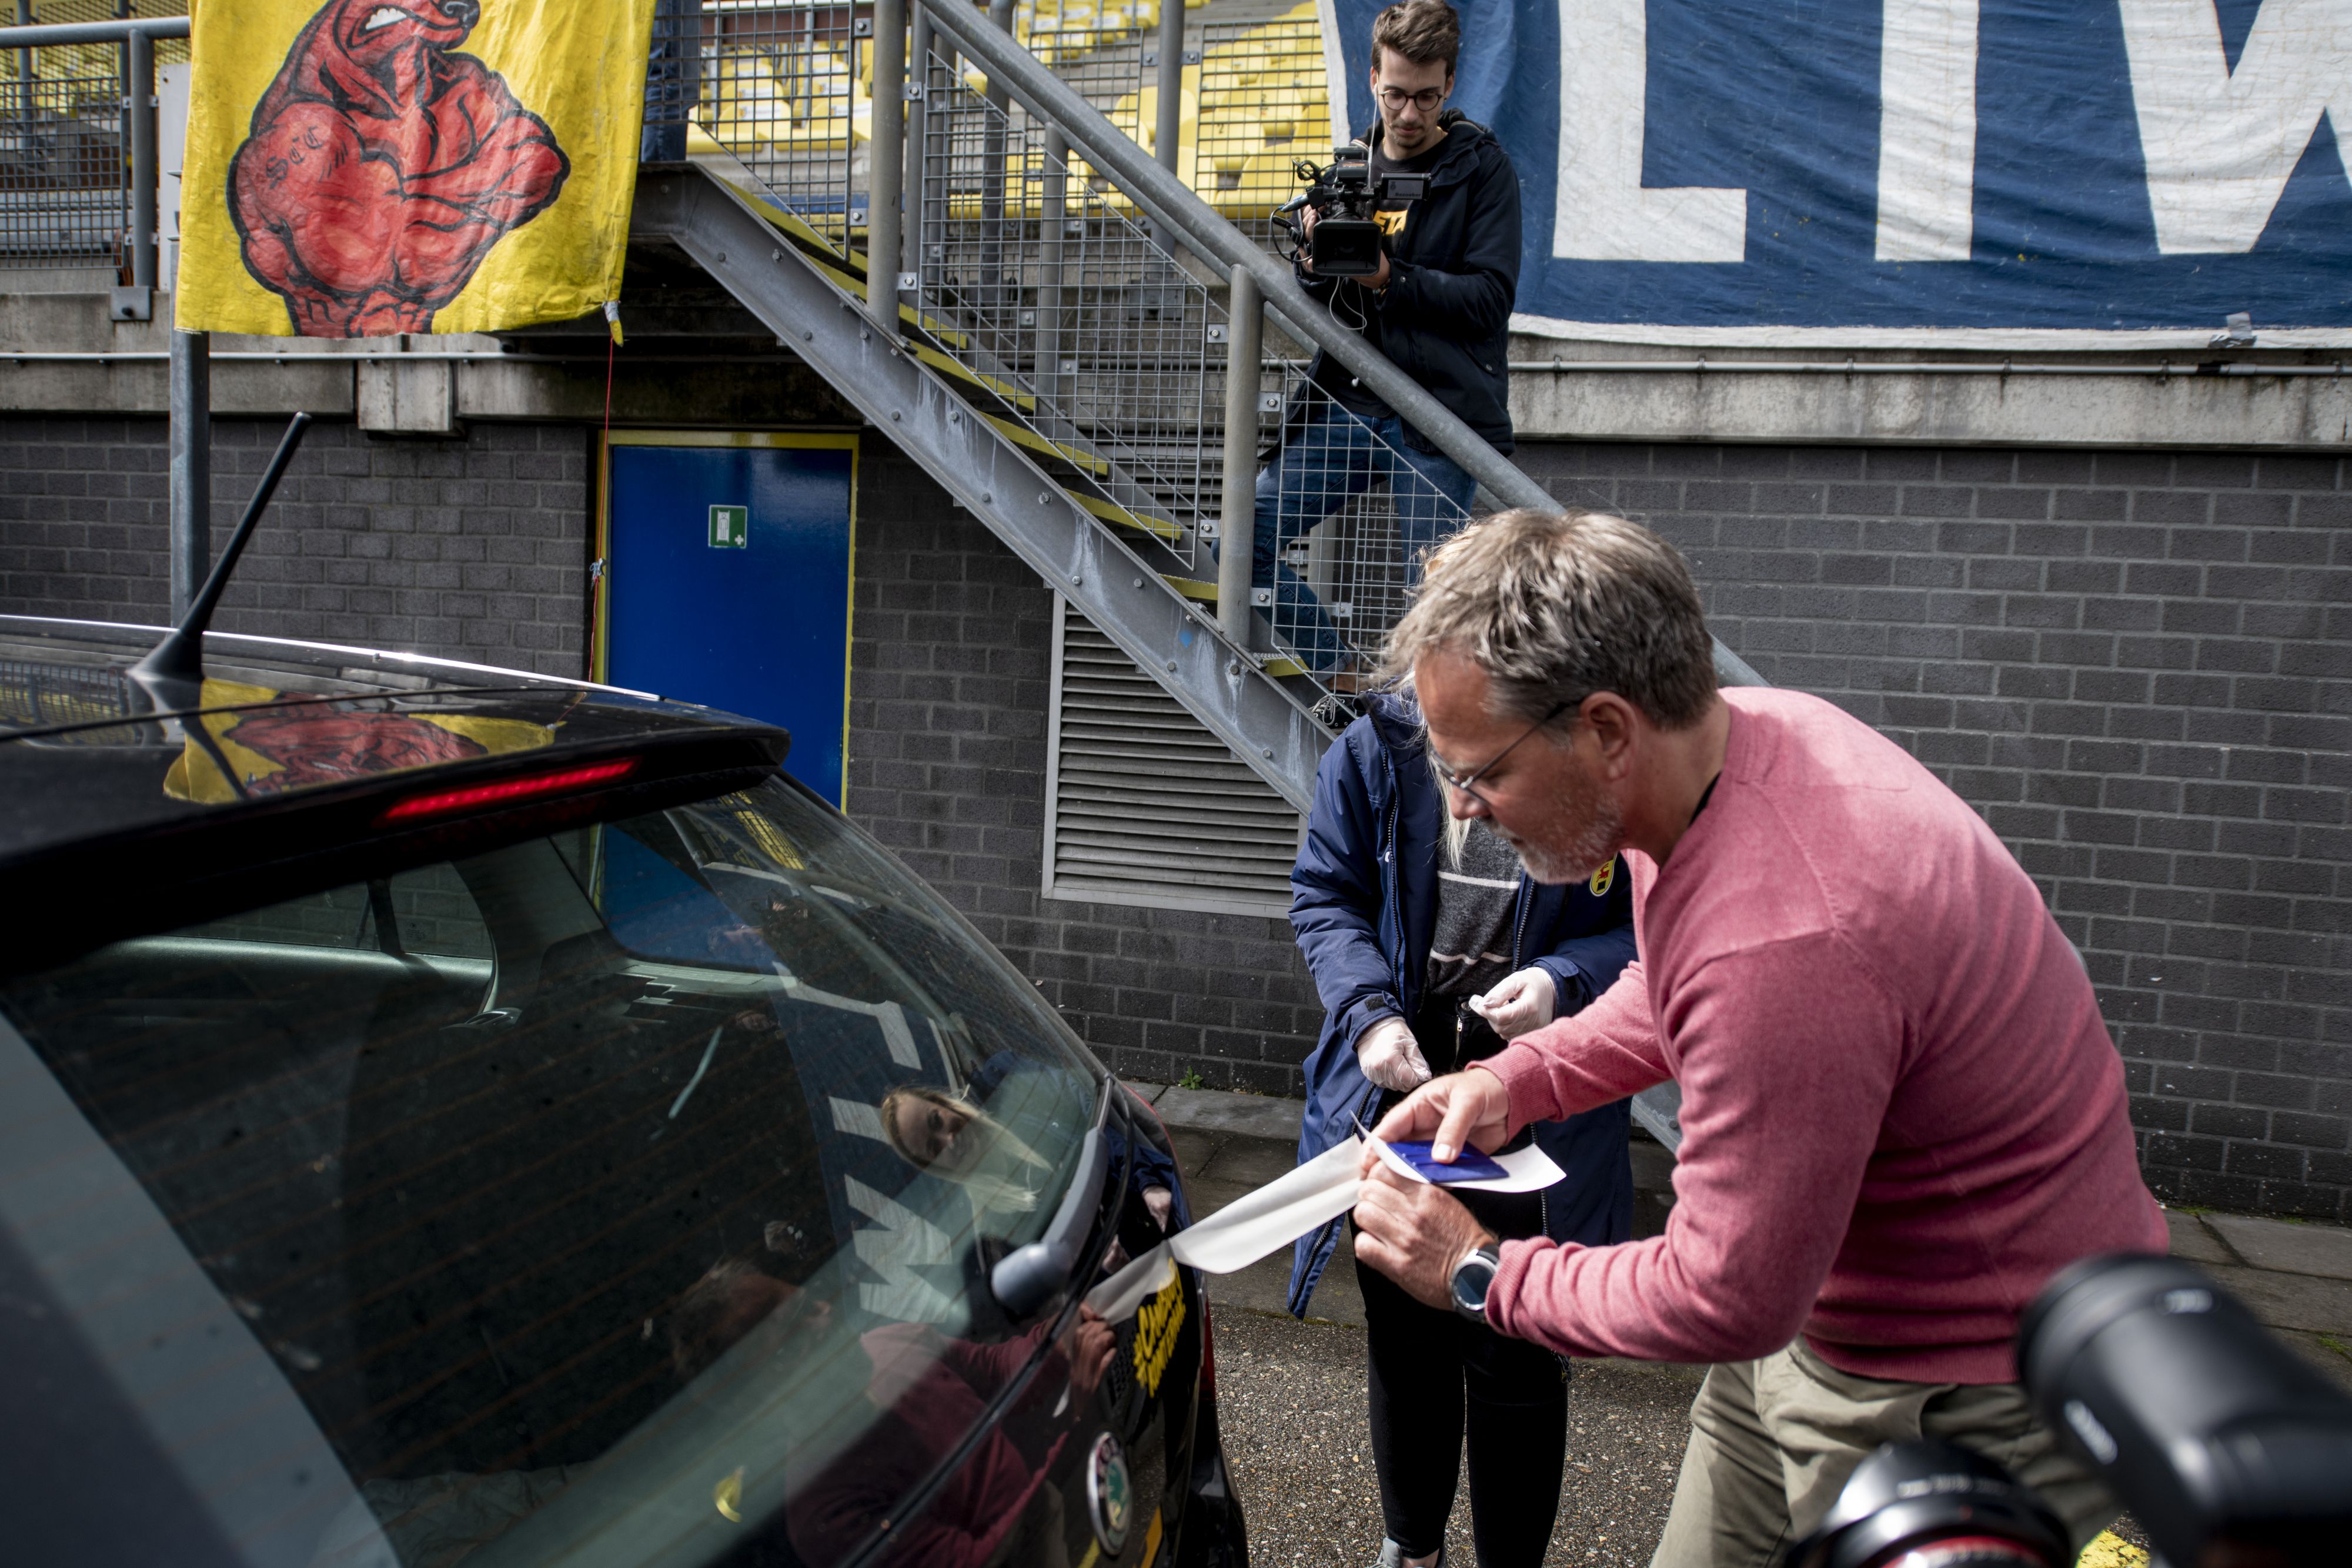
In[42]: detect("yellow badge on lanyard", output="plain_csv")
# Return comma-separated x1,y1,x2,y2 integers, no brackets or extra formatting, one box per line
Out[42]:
1589,860,1616,898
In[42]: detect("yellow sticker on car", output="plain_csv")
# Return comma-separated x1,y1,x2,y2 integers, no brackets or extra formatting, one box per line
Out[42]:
1132,1274,1187,1397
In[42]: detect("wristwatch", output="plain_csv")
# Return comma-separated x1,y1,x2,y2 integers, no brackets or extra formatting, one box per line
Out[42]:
1449,1243,1502,1324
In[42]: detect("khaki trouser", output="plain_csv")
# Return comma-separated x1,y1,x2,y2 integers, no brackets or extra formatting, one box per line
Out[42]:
1650,1340,2119,1568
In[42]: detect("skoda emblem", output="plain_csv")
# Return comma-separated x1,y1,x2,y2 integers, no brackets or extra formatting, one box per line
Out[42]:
1085,1430,1131,1554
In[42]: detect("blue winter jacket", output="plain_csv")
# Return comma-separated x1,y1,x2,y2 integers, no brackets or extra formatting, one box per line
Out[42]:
1285,693,1638,1317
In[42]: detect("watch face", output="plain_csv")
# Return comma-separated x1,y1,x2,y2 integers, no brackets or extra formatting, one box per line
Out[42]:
1451,1249,1496,1315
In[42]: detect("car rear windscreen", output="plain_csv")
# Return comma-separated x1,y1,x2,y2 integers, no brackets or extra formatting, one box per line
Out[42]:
0,777,1108,1568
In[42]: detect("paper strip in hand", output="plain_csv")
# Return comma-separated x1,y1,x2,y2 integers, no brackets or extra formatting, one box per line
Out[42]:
1085,1135,1365,1320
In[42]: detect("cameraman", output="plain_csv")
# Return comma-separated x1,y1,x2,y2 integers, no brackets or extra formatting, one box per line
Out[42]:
1351,510,2171,1567
1247,0,1518,679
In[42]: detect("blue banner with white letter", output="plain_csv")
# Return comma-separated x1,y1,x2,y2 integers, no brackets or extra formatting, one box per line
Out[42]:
1327,0,2352,340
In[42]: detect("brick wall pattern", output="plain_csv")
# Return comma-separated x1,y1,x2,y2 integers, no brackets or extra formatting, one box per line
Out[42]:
7,416,2350,1219
1518,443,2352,1222
0,417,587,676
842,439,1328,1094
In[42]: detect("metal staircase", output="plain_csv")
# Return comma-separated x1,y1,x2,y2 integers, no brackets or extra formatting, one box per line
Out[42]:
632,0,1759,810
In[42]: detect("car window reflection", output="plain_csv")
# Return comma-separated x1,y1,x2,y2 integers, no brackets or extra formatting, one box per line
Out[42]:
0,777,1112,1568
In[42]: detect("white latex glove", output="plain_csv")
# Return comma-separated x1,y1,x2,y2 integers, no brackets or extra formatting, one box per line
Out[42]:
1356,1015,1432,1092
1474,967,1558,1039
1142,1186,1175,1232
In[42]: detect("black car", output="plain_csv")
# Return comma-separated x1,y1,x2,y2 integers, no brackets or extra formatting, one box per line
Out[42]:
0,613,1246,1568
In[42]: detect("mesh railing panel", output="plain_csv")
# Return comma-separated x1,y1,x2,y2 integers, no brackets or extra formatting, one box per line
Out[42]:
690,1,868,258
1,71,126,266
1196,9,1326,245
2,6,189,269
916,43,1218,567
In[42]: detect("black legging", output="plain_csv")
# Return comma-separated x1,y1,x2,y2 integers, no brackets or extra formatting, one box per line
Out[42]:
1357,1185,1570,1566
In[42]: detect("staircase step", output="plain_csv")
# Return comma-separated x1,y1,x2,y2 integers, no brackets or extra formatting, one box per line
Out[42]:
983,414,1113,477
1162,575,1217,602
1065,489,1180,541
913,343,1038,413
791,250,973,348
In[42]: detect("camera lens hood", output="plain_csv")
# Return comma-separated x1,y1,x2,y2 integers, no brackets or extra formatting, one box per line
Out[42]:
1788,1439,2066,1568
2019,1252,2352,1567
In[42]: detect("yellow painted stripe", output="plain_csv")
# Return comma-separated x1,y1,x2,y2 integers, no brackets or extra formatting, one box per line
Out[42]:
733,198,970,347
2079,1532,2150,1568
913,343,1037,412
1141,1506,1165,1565
1262,656,1308,677
1162,576,1217,602
1067,490,1180,540
980,414,1111,477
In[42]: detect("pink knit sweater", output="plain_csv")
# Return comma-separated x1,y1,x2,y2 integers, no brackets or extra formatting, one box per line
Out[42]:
1484,687,2165,1384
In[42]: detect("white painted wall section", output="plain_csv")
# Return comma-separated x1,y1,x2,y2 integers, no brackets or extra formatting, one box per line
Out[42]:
2119,0,2352,253
1553,0,1748,260
1875,0,1980,260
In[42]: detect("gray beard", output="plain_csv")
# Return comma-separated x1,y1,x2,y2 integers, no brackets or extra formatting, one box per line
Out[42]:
1506,786,1625,887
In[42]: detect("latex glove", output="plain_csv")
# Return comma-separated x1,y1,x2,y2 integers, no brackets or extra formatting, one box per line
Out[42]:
1356,1015,1432,1092
1474,967,1557,1039
1142,1186,1175,1232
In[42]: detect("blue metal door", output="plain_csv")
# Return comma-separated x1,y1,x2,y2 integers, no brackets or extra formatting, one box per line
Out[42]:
602,436,856,804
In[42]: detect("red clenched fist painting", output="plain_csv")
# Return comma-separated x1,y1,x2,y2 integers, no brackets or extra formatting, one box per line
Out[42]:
228,0,572,336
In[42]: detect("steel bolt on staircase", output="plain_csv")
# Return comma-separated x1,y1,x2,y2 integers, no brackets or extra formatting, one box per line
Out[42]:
636,0,1758,813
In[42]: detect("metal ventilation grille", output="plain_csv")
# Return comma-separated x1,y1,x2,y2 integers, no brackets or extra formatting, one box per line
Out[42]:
1045,597,1301,917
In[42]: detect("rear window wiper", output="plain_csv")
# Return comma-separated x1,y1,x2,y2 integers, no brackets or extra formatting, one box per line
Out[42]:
989,1075,1121,1318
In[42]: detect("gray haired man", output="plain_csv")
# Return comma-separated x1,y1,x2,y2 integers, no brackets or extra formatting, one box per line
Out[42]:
1348,509,2165,1565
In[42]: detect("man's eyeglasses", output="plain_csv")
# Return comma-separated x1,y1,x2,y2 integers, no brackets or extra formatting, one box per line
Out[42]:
1375,85,1448,112
1436,700,1572,807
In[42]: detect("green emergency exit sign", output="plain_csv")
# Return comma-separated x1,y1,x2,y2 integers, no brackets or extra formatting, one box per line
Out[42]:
708,504,749,549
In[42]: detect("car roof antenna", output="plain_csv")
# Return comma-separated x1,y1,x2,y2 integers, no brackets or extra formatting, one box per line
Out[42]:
131,412,314,707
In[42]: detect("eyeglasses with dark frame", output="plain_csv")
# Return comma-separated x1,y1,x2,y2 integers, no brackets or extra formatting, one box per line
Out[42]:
1435,699,1573,807
1374,84,1448,112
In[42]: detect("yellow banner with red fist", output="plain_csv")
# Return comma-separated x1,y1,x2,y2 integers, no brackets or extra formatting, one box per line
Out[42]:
176,0,656,337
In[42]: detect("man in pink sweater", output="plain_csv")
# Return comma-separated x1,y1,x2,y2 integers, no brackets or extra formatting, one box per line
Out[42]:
1349,509,2167,1566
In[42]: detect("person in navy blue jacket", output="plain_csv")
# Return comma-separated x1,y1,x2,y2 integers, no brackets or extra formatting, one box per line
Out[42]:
1289,690,1635,1568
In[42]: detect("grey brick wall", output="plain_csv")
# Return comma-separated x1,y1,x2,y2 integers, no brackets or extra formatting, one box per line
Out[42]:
1518,442,2352,1222
8,412,2348,1215
844,437,1327,1094
0,416,589,676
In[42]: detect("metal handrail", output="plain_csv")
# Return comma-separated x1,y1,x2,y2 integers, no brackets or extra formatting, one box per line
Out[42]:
911,0,1766,688
0,17,188,45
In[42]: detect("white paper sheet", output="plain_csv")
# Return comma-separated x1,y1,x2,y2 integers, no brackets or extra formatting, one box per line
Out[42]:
1085,1136,1365,1319
1083,1131,1565,1320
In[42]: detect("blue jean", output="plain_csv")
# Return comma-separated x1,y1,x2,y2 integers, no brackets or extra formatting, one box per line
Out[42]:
1235,403,1480,673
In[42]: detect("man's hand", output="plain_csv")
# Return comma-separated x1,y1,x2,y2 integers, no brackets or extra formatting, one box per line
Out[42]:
1368,1066,1514,1165
1357,1016,1432,1092
1064,1307,1117,1402
1352,1162,1498,1310
1474,967,1556,1039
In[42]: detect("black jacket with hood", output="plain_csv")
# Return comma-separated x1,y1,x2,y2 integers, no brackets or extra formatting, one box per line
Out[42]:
1298,109,1520,454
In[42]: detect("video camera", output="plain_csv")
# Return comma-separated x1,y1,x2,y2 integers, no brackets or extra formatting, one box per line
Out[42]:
1790,1255,2352,1568
1274,143,1428,278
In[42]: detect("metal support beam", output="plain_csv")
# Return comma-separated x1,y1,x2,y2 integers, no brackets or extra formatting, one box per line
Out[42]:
1216,265,1261,650
631,168,1328,809
901,6,931,283
1149,0,1184,255
1037,129,1068,420
864,0,905,337
125,26,156,297
168,329,211,622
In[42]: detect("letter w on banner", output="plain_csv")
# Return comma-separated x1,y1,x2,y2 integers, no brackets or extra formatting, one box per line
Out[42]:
178,0,659,337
